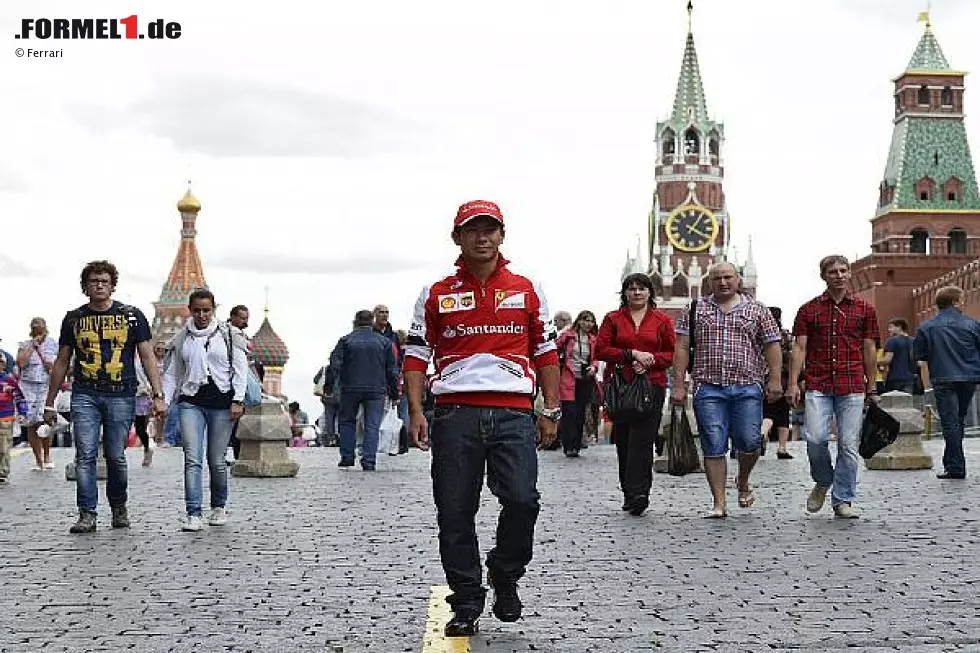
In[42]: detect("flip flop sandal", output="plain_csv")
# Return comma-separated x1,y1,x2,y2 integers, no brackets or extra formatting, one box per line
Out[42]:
738,491,756,508
701,508,727,519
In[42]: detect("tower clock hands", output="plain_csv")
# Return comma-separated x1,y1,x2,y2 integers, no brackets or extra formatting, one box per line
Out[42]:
687,224,712,239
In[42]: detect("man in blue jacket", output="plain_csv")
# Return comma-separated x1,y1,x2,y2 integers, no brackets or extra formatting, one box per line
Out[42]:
913,285,980,479
330,309,399,470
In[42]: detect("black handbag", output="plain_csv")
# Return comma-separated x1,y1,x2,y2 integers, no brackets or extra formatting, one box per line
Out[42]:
605,366,657,422
859,402,900,459
667,405,700,476
603,366,626,420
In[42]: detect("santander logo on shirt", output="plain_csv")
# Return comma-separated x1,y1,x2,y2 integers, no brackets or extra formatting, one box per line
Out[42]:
442,321,526,339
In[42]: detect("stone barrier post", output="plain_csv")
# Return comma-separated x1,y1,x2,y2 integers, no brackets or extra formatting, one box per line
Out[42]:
231,397,299,478
865,391,934,470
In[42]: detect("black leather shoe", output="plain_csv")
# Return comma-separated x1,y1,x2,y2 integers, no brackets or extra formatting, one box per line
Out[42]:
444,611,480,636
338,459,354,467
361,464,376,471
937,472,966,479
628,497,649,517
491,584,522,622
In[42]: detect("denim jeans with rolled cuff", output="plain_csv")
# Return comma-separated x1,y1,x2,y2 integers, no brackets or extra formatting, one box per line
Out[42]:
693,383,763,457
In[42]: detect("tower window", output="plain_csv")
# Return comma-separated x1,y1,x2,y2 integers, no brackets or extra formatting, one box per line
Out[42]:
895,95,902,115
944,176,962,202
941,86,953,106
915,176,935,201
708,136,719,158
910,228,929,254
949,228,967,254
684,128,700,156
918,85,930,105
662,128,676,158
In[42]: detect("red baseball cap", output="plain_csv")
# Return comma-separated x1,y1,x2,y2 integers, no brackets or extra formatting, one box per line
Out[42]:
454,200,504,228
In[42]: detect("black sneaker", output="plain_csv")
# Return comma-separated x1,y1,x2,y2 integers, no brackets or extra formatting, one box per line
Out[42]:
444,610,480,637
338,459,354,467
70,511,97,534
361,464,376,471
491,584,522,622
111,504,130,529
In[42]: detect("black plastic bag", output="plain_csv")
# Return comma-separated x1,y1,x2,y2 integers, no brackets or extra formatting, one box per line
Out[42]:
667,405,700,476
859,402,900,459
604,367,658,422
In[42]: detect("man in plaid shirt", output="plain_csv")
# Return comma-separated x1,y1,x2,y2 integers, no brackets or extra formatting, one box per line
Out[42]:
672,263,783,518
787,255,879,519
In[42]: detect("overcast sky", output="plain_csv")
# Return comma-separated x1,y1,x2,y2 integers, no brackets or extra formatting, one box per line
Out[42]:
2,0,979,412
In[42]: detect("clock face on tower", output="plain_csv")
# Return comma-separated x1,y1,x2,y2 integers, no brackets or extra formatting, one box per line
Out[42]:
664,204,719,253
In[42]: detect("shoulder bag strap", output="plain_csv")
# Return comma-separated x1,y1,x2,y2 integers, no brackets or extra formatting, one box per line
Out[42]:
687,299,698,373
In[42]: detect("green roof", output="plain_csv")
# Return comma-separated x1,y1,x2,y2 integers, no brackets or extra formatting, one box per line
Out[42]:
907,26,950,72
671,33,709,125
880,117,980,213
657,30,722,137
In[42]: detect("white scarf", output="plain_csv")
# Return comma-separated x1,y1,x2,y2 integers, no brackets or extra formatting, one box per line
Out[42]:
181,319,219,398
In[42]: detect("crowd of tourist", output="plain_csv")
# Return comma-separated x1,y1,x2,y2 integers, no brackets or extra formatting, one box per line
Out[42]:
1,199,978,639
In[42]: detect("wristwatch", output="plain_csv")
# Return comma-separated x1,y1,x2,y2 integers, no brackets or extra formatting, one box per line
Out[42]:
539,407,562,422
152,392,165,400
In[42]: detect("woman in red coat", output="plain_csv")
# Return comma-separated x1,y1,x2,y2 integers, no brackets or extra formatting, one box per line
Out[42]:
595,273,676,516
555,311,600,457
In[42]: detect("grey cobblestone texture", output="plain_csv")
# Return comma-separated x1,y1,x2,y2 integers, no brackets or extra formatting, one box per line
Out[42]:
1,439,978,652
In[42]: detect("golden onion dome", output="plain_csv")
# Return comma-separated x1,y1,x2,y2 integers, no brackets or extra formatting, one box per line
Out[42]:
177,186,201,214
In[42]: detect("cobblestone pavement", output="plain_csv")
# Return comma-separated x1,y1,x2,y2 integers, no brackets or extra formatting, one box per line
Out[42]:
1,438,979,652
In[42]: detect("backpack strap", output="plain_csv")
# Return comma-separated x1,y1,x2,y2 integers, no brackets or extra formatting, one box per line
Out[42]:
687,299,698,374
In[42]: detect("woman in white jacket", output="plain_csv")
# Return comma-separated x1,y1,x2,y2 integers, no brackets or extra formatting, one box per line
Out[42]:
162,289,248,532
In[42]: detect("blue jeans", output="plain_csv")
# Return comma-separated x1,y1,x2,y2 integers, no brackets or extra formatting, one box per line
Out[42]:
933,382,976,477
693,383,763,457
338,391,385,466
430,404,540,613
804,392,864,506
71,391,135,514
179,403,235,516
164,407,181,446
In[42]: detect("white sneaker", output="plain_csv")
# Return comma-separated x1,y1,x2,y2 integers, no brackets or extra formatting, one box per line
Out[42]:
208,507,228,526
181,515,204,531
807,484,829,513
833,503,860,519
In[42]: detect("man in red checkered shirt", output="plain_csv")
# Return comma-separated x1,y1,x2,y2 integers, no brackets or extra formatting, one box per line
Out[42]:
787,255,879,519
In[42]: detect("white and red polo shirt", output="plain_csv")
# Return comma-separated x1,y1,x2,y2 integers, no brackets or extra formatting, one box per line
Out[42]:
404,255,559,409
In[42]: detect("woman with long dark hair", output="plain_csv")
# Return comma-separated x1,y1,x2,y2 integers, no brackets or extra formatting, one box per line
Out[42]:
595,273,676,516
555,310,599,457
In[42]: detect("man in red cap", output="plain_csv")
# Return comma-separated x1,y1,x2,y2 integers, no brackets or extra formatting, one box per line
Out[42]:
404,200,560,637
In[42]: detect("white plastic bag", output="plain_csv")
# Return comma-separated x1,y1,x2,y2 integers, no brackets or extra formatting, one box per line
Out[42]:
378,403,403,456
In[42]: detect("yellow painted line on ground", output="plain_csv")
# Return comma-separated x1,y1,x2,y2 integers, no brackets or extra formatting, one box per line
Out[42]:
422,585,471,653
10,448,32,458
